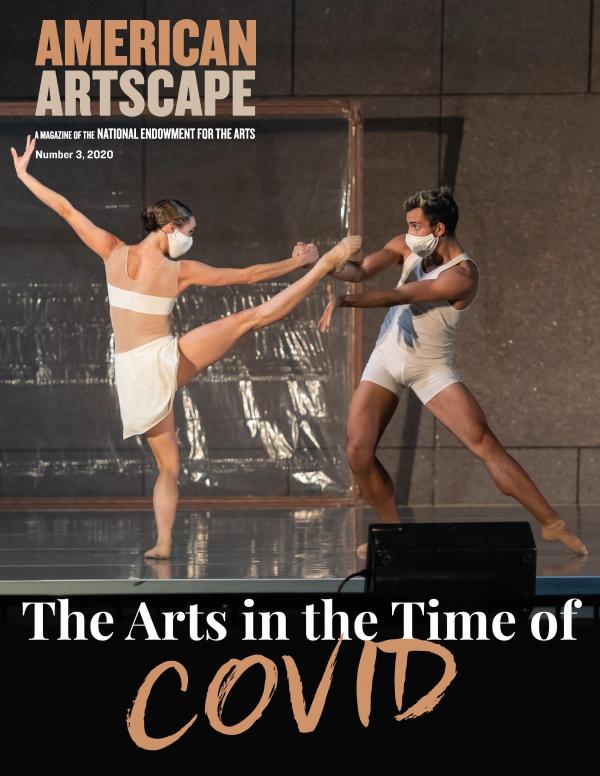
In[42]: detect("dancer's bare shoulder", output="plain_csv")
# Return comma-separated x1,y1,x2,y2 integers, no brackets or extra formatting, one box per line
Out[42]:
453,258,478,279
451,257,479,292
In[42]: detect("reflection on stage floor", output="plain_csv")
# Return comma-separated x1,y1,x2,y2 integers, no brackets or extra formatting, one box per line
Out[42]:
0,505,598,594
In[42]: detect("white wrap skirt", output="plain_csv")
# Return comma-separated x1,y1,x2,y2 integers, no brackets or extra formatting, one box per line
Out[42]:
113,335,180,439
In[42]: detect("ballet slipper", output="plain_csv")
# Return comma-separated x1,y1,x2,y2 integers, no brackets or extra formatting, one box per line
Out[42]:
320,235,362,272
541,519,588,556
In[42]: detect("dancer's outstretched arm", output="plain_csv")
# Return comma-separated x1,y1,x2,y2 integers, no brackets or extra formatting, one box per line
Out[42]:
324,235,404,282
11,136,120,261
177,243,319,291
318,262,475,331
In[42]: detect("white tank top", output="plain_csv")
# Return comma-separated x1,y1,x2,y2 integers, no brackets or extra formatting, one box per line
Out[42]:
376,251,477,363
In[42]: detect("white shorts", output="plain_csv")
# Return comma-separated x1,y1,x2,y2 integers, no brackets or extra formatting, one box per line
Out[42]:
113,335,180,439
361,346,461,405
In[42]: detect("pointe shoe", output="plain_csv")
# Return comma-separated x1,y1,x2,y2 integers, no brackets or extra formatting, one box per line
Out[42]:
541,519,588,556
320,235,362,272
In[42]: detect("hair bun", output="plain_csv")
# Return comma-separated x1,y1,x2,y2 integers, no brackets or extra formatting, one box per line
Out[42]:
141,208,158,232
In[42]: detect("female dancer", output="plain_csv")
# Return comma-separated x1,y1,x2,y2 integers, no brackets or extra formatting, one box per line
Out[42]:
12,135,361,558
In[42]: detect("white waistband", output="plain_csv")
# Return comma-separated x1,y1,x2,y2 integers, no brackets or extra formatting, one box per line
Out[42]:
114,334,177,358
107,282,176,315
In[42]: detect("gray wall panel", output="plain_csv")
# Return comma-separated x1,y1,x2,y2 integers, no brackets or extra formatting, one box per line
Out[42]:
592,0,600,91
0,2,145,100
434,448,578,505
444,0,589,94
579,449,600,504
440,96,600,450
295,0,441,95
145,0,292,96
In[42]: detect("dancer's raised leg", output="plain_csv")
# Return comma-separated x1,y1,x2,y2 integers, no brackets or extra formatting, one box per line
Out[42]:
177,236,361,386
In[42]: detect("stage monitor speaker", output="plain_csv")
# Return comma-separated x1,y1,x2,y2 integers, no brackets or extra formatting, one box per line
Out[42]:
365,521,536,602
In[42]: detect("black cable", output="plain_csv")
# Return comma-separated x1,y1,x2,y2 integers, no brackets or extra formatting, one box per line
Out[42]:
336,569,367,594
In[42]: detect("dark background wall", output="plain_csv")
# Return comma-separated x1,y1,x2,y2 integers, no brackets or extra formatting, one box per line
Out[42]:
1,0,599,504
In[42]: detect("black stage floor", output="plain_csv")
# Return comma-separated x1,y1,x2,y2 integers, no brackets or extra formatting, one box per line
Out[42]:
0,505,597,596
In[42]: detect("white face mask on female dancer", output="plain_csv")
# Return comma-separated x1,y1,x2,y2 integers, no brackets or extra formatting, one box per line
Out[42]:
164,226,193,258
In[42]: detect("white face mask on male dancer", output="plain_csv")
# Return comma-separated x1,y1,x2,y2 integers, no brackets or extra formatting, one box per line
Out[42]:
405,231,439,257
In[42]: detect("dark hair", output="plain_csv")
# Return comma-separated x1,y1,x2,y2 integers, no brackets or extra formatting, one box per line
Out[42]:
403,186,459,234
141,199,193,232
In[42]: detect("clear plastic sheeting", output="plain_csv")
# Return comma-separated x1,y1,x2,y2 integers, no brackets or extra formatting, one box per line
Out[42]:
171,283,351,495
0,281,350,496
0,283,115,385
0,111,356,497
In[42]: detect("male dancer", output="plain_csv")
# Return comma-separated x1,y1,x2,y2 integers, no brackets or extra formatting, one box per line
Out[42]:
318,186,587,555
